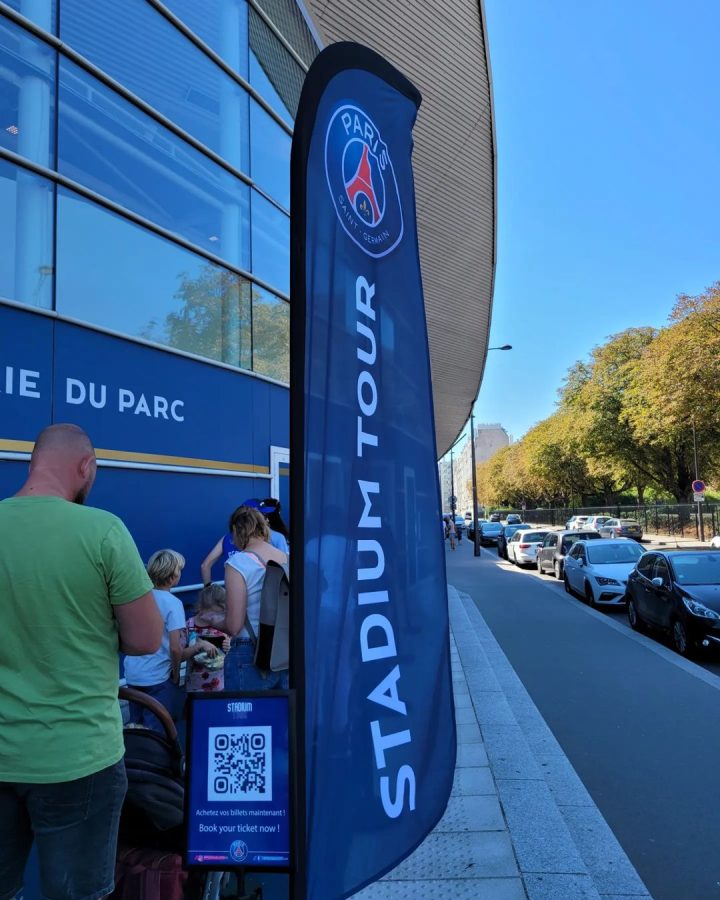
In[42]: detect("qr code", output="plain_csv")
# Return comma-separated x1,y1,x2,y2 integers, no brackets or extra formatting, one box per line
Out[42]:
208,726,273,801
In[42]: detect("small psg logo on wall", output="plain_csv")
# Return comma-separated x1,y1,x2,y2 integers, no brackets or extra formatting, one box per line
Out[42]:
325,104,404,258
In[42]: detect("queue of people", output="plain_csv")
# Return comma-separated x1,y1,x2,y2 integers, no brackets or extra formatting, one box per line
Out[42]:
0,423,290,900
124,498,290,725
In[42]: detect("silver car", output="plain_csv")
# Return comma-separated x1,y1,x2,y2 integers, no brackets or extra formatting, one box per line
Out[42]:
598,518,644,542
563,538,645,606
585,515,613,531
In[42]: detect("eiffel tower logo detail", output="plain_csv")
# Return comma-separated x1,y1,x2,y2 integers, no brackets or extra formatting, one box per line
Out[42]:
344,144,382,224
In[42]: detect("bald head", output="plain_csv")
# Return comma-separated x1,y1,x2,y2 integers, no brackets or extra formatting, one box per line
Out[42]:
22,424,97,504
32,424,94,460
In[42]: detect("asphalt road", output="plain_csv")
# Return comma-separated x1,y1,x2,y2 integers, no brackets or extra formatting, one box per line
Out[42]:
447,540,720,900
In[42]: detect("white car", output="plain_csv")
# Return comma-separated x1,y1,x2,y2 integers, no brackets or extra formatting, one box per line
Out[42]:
585,515,613,531
563,538,645,607
507,529,550,567
711,535,720,549
565,515,590,530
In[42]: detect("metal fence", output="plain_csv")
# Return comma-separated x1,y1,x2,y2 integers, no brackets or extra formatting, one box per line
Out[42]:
511,504,719,540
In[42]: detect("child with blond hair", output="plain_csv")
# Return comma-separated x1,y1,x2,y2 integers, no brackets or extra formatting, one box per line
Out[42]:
124,549,218,729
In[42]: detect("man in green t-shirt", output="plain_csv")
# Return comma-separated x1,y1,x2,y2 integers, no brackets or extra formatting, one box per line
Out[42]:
0,423,163,900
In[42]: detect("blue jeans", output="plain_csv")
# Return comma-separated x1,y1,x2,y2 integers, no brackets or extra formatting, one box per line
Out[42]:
224,638,289,691
127,679,185,734
0,760,127,900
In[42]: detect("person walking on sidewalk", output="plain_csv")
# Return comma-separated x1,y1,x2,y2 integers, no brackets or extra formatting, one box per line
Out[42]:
0,423,163,900
448,517,457,550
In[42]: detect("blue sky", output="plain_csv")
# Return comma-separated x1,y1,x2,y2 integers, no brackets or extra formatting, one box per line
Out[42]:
472,0,720,442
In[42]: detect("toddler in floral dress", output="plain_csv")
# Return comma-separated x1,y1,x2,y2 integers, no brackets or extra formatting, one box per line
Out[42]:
185,584,231,693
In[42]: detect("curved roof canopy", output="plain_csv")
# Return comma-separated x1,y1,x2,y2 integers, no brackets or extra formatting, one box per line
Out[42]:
302,0,497,457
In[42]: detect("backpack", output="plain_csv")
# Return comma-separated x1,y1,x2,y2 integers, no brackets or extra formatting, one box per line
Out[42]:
243,556,290,673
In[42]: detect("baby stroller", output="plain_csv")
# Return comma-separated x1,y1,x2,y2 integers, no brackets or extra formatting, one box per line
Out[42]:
115,687,261,900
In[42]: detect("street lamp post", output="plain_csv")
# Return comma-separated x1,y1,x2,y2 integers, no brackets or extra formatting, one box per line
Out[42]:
467,343,512,557
449,447,456,518
470,411,480,556
691,417,705,542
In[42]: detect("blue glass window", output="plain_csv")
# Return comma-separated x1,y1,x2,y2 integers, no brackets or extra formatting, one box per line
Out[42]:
251,191,289,296
0,16,55,167
252,286,289,383
3,1,56,34
57,57,251,271
59,0,250,176
0,159,54,309
250,99,290,209
56,188,252,370
247,7,304,123
161,0,249,81
249,49,293,123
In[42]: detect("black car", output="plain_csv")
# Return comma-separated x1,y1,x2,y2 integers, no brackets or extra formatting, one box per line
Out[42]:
497,523,532,559
467,519,488,541
627,550,720,656
479,521,503,546
489,513,502,522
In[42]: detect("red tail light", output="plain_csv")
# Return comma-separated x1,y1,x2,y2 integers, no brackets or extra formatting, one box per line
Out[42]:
518,543,531,549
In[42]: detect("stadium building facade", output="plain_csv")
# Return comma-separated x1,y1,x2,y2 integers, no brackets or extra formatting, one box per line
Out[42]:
0,0,495,588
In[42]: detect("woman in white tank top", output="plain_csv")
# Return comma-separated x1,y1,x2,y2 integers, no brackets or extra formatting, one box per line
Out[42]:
223,506,288,690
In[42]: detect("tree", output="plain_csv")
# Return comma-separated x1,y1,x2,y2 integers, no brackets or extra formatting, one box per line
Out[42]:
559,328,657,502
141,264,289,383
623,284,720,500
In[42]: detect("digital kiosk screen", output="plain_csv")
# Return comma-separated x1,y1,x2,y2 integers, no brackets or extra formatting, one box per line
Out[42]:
185,692,292,870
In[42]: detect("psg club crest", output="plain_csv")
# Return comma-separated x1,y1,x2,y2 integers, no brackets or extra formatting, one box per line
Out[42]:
325,104,404,257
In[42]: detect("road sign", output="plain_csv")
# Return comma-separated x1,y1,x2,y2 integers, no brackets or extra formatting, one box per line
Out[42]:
448,495,457,504
692,479,705,493
694,492,706,502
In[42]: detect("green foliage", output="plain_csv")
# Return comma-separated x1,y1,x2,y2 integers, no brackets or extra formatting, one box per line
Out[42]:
476,283,720,504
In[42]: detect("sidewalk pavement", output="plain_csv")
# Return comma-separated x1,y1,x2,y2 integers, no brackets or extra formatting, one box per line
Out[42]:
642,533,711,547
353,585,651,900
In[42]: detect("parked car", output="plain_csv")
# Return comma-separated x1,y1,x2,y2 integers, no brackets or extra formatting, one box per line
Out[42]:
507,529,550,567
626,550,720,656
467,518,488,541
489,512,502,522
536,530,602,578
498,523,533,559
565,515,590,530
710,535,720,549
563,538,645,607
598,518,644,541
479,521,503,546
464,511,473,520
585,515,613,531
506,513,522,525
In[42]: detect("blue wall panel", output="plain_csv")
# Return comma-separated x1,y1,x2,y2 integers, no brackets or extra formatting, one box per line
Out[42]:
0,303,289,586
0,305,54,443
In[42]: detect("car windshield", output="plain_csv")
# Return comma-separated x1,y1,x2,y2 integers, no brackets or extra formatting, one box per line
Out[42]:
587,543,644,565
670,552,720,585
618,520,640,527
562,532,600,551
523,531,548,542
483,523,502,533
